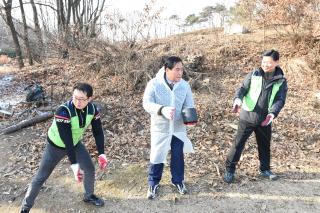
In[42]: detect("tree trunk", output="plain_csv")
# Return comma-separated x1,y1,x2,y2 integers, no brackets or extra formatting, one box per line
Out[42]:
2,0,24,68
0,112,53,135
90,0,106,38
30,0,43,63
19,0,33,66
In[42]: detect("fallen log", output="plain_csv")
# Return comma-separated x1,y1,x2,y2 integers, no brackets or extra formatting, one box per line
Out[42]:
0,112,53,135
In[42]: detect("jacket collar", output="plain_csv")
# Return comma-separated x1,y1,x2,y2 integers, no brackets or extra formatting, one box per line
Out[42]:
155,66,181,89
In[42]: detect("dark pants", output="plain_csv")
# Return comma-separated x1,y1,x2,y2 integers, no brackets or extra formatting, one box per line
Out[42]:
226,119,272,173
148,136,184,186
21,142,95,211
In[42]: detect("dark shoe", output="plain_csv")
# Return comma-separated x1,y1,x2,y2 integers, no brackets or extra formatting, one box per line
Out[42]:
83,194,105,206
20,209,30,213
260,170,278,180
223,171,235,183
147,184,160,199
172,182,188,195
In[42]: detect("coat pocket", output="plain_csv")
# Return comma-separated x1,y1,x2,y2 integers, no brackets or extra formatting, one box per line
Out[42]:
151,115,170,133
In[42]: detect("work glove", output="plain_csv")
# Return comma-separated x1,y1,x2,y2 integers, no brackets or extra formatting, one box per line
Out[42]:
261,113,275,126
71,163,84,183
232,98,242,113
98,154,108,170
161,106,175,120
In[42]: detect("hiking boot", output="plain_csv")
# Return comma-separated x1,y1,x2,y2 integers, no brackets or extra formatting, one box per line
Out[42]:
172,182,188,195
83,194,105,206
223,171,235,183
20,209,29,213
260,170,278,180
147,184,160,200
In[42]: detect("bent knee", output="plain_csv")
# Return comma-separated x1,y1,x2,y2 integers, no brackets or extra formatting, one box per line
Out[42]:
81,162,95,174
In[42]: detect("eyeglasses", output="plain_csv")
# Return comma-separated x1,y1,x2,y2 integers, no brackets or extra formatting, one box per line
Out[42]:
73,96,89,102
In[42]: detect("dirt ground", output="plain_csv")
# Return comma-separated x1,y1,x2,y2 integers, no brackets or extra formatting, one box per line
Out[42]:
1,128,320,213
1,48,320,212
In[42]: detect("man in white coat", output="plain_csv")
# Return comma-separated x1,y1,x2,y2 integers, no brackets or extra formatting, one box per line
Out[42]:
143,56,196,199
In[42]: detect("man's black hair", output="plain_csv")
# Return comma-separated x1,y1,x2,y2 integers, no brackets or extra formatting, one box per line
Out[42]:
164,56,183,70
73,82,93,97
262,49,280,61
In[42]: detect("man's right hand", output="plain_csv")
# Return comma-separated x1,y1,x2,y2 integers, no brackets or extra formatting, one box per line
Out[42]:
232,98,242,113
98,154,108,170
71,163,84,183
161,106,175,120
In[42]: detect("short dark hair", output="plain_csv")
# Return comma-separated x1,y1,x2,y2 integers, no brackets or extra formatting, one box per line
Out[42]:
164,56,183,70
262,49,280,61
73,82,93,97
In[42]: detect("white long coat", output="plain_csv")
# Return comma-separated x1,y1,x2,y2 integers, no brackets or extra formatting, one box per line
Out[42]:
143,67,195,164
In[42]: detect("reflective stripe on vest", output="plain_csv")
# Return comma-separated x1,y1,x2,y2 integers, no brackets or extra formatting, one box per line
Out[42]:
268,81,282,111
48,103,95,148
242,75,283,112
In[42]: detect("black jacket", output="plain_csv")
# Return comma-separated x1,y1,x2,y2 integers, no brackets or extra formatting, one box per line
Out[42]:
235,66,288,125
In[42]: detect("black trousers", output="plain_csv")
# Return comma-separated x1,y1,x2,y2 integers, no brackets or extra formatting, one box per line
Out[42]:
21,142,95,210
226,119,272,173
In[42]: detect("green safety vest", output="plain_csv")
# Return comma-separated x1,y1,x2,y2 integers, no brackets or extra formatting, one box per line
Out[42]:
242,75,283,112
48,102,95,148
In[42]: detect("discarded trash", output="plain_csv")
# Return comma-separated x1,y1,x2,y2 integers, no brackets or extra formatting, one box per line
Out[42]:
25,83,46,102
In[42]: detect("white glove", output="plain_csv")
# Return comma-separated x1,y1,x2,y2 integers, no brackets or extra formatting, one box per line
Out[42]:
71,163,84,183
161,106,175,120
232,98,242,113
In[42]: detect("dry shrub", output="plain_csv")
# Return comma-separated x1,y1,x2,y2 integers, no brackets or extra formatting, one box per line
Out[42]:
283,57,315,89
85,42,165,94
0,55,10,64
282,38,320,91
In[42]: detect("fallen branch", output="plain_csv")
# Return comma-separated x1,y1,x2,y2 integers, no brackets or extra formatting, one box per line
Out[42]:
0,109,13,117
213,161,221,177
0,112,53,135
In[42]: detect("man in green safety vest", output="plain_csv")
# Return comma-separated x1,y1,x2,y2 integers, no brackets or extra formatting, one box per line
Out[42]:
223,50,288,183
20,83,108,213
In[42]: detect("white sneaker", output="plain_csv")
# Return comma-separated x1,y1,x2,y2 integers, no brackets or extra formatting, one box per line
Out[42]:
260,170,278,180
172,182,188,195
147,184,159,199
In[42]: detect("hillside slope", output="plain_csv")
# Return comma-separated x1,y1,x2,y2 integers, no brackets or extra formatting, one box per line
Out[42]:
0,28,320,213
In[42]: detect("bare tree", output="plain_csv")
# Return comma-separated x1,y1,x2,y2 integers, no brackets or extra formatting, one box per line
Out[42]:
105,0,162,44
54,0,106,48
230,0,319,39
91,0,106,37
1,0,24,68
19,0,33,65
30,0,43,63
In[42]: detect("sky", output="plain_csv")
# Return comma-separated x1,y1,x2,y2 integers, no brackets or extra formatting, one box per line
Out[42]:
4,0,239,41
107,0,238,19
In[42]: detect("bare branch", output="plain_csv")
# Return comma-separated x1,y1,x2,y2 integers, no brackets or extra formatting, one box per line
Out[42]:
11,1,57,12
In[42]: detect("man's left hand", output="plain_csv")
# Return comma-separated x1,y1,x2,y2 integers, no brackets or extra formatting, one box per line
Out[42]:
261,113,275,126
98,154,108,170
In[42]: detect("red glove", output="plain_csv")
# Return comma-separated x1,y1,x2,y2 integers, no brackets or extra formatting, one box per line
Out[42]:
232,105,240,113
232,98,242,113
98,154,108,170
71,164,84,183
261,113,275,126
